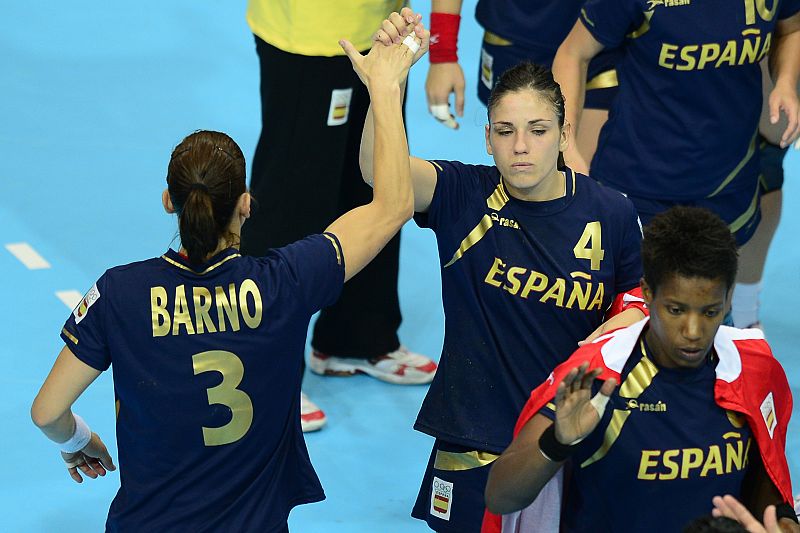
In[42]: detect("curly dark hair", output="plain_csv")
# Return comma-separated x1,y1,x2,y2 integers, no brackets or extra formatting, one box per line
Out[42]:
642,206,738,294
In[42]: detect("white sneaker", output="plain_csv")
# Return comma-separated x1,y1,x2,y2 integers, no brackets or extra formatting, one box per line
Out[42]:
309,346,437,385
300,391,326,432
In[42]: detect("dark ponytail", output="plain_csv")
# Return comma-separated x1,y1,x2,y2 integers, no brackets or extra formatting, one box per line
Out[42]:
166,130,246,265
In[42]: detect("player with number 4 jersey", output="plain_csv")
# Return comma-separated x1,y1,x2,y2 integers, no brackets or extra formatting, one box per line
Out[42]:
365,17,646,530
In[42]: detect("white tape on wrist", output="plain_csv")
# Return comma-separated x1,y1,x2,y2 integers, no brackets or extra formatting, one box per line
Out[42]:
60,413,92,453
402,34,420,55
589,392,610,417
429,103,458,129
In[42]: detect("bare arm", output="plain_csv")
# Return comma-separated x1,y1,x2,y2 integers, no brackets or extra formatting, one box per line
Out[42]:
485,413,564,514
768,11,800,147
327,31,419,281
359,10,440,212
551,20,605,174
31,345,116,482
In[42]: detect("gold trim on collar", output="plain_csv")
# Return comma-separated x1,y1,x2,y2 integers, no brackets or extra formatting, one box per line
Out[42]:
708,132,757,198
161,253,241,275
434,450,500,471
62,327,78,345
581,340,659,468
483,31,513,46
586,69,619,91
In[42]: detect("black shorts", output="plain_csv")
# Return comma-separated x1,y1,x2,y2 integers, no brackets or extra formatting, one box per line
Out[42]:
758,135,789,194
411,440,499,533
476,32,618,110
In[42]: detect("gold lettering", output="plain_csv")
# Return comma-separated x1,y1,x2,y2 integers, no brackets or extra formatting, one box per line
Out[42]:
739,37,761,64
658,43,679,69
540,278,566,307
521,271,549,299
743,437,752,468
588,282,605,310
744,0,756,24
566,281,592,309
193,287,217,335
697,43,721,69
172,285,196,335
716,41,738,67
676,44,698,71
660,449,680,480
151,286,170,337
725,440,744,472
638,450,660,480
680,448,703,478
504,266,527,295
756,33,771,61
701,445,724,477
239,279,263,329
756,0,778,22
216,284,240,332
484,257,506,288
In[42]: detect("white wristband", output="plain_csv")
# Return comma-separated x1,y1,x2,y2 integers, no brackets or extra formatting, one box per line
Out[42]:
60,413,92,453
402,34,420,55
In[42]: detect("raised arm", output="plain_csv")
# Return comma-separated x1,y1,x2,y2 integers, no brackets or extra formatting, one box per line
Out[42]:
551,20,605,175
359,9,439,213
326,27,420,281
485,364,616,514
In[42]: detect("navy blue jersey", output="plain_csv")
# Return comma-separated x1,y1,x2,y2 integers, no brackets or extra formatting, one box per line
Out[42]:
414,161,642,452
541,339,753,532
582,0,800,200
474,0,621,80
60,235,344,532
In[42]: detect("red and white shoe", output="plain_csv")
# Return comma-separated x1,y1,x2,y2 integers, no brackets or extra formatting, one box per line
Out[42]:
309,346,437,385
300,391,326,432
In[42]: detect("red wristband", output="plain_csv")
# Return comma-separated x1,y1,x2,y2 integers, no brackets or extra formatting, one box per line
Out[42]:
429,13,460,63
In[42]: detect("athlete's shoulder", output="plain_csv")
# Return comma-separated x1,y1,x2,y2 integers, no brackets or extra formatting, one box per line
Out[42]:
574,171,635,209
430,159,499,181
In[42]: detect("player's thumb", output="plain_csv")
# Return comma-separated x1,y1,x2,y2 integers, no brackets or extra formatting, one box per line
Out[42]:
339,39,362,67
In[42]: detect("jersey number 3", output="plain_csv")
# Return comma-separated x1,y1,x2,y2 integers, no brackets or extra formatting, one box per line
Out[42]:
573,221,605,271
192,350,254,446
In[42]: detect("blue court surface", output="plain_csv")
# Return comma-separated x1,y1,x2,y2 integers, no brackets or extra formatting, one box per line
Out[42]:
1,1,797,531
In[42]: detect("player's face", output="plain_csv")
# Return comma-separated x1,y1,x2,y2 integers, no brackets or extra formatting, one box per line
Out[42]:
643,274,730,369
485,90,569,202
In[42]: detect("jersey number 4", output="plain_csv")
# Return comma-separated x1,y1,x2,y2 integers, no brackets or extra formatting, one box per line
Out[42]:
192,350,254,446
573,221,605,271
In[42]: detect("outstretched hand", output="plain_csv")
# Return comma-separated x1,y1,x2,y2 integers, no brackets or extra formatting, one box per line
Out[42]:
553,362,617,445
61,432,116,483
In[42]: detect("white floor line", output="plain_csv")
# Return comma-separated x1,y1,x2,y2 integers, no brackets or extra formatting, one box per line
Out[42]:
55,290,83,309
5,242,51,269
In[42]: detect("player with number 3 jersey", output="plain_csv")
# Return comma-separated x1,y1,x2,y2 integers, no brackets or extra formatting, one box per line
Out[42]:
30,23,428,532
